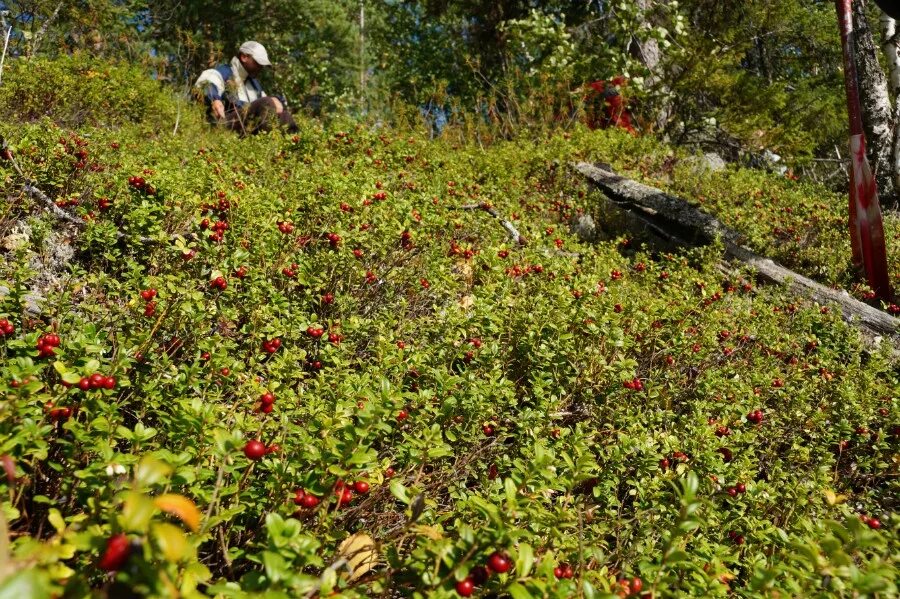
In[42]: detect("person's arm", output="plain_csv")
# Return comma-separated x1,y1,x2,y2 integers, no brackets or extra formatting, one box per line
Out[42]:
205,65,233,120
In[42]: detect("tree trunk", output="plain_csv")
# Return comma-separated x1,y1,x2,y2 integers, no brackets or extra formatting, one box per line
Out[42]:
628,0,668,131
852,0,895,199
881,12,900,204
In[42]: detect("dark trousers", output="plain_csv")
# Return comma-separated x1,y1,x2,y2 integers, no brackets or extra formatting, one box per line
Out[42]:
221,97,299,135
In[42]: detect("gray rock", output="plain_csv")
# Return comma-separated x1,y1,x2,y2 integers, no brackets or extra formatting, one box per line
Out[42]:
569,214,597,242
682,152,726,174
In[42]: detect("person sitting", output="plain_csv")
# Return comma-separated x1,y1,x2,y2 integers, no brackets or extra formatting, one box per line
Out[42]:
194,41,298,134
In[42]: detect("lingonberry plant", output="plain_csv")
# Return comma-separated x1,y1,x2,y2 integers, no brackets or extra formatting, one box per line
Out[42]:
0,60,896,598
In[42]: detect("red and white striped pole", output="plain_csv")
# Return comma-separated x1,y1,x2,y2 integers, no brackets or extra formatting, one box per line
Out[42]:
835,0,892,300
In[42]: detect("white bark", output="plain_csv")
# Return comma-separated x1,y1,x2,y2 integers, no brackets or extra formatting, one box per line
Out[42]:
853,0,894,197
880,13,900,195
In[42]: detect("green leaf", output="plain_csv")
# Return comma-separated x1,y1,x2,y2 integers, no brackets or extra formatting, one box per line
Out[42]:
507,582,533,599
135,455,173,487
120,491,157,533
390,480,410,504
153,522,189,562
47,509,65,534
515,543,534,577
0,570,51,599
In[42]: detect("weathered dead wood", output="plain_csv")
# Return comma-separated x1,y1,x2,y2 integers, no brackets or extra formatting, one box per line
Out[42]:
573,161,900,351
455,203,525,245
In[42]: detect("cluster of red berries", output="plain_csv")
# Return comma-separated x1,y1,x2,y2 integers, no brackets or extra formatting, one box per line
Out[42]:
506,263,544,278
727,530,745,545
859,514,882,529
372,191,387,201
327,232,341,248
400,230,413,250
0,319,14,336
97,197,112,211
261,338,281,354
233,265,248,279
292,488,321,508
45,401,74,422
127,175,155,195
210,276,227,291
306,326,324,339
332,479,370,506
200,193,232,214
616,576,643,596
282,263,299,278
257,391,276,414
623,378,644,391
36,334,61,358
277,221,294,234
553,563,574,579
659,451,689,471
201,218,229,242
747,409,764,424
140,288,157,317
455,551,512,596
55,196,80,208
243,439,279,460
725,482,747,497
74,373,117,391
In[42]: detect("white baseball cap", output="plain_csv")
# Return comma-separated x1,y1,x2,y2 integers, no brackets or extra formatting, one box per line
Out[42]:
239,41,271,66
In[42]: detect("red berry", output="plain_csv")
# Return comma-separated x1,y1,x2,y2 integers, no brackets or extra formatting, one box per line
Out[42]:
301,493,320,508
89,373,105,389
98,534,131,572
78,377,91,391
482,425,494,436
470,565,489,585
261,392,275,405
630,577,643,594
103,376,116,390
455,577,475,597
243,440,266,461
487,551,511,574
396,410,408,422
867,517,881,530
353,480,370,494
338,487,353,505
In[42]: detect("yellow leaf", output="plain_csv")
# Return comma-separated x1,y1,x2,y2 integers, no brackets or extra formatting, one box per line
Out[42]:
824,489,847,506
154,494,201,532
152,522,189,562
338,532,378,581
411,524,443,540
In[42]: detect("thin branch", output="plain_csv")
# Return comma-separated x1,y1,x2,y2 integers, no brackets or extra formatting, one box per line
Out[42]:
0,26,10,86
455,202,525,245
28,1,62,58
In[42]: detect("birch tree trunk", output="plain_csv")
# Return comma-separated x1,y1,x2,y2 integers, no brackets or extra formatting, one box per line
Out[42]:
628,0,668,130
881,12,900,203
852,0,895,199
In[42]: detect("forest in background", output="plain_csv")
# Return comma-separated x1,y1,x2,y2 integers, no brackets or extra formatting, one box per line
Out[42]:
0,0,857,179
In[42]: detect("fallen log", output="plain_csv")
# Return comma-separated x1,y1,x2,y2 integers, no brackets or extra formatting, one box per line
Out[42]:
573,161,899,351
